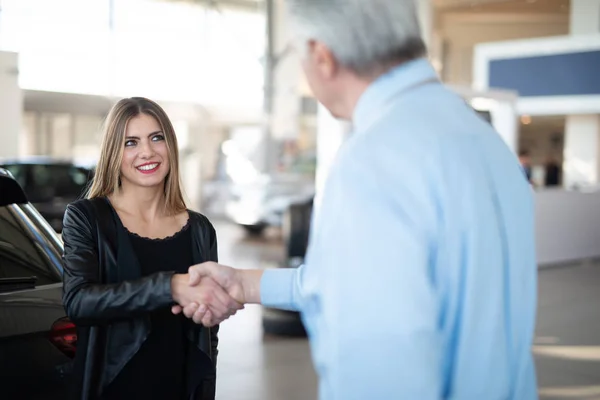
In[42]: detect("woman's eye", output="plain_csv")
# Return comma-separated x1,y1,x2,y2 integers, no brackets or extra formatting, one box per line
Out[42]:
152,134,165,142
125,140,136,147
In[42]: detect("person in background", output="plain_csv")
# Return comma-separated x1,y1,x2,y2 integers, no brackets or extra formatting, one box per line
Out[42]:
61,97,241,400
178,0,538,399
519,149,533,183
544,156,561,187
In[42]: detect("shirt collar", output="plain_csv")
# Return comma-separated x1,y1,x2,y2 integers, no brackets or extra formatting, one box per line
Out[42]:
352,57,438,133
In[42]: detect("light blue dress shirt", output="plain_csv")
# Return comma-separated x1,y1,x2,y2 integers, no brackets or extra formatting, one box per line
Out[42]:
261,58,538,400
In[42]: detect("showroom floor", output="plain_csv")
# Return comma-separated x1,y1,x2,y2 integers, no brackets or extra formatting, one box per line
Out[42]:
213,221,600,400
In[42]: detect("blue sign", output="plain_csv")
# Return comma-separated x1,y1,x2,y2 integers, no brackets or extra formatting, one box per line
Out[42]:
489,50,600,97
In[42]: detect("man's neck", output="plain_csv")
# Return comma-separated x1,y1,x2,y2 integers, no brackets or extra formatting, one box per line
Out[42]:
336,62,404,120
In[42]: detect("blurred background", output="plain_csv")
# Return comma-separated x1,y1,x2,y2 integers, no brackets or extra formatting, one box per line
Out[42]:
0,0,599,399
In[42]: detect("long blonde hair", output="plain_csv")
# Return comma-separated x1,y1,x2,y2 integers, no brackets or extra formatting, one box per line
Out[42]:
87,97,187,215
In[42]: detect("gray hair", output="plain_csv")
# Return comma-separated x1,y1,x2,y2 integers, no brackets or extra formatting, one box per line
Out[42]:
287,0,426,76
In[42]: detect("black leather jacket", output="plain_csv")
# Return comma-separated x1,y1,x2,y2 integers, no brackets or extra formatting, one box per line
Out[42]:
62,197,219,400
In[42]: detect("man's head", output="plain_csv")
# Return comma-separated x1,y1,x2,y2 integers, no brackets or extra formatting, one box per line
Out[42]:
288,0,426,119
518,150,531,166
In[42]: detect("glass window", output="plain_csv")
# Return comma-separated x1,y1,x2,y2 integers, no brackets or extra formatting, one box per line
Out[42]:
0,0,264,108
0,206,61,285
2,164,27,188
29,164,89,200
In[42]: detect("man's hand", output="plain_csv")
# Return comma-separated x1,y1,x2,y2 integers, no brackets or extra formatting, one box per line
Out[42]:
172,262,264,325
170,273,242,327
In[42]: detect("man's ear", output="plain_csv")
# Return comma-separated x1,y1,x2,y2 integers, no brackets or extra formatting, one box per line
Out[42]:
309,40,338,79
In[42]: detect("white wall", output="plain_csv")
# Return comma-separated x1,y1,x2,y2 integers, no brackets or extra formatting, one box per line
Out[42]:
0,51,22,159
535,189,600,266
570,0,600,34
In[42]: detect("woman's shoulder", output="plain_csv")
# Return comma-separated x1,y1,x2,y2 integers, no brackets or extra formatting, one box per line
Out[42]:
67,197,106,216
65,197,111,228
186,210,216,232
187,209,212,225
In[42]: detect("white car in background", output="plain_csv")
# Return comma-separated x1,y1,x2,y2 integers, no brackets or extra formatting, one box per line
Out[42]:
225,174,314,236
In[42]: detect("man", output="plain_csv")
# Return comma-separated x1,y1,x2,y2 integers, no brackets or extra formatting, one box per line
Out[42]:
175,0,538,398
544,156,561,187
518,150,533,183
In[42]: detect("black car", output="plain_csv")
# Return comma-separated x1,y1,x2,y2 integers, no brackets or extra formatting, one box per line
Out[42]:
0,168,74,399
262,198,313,337
0,157,93,232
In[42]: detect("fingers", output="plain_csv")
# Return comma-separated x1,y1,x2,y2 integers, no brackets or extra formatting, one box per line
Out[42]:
183,302,201,319
208,278,243,316
193,307,209,325
188,262,212,286
188,266,203,286
172,305,183,314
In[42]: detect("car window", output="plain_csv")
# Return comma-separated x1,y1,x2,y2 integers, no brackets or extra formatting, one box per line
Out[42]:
0,206,61,285
30,164,89,199
2,164,27,188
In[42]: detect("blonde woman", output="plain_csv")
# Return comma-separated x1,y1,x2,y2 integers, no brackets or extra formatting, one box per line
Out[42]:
61,97,241,400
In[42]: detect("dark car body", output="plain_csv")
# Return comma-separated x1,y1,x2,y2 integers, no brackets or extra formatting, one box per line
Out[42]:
0,168,74,399
0,157,94,232
262,198,313,337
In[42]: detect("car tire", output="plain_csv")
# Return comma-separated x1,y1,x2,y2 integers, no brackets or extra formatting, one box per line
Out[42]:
262,307,307,337
283,199,313,259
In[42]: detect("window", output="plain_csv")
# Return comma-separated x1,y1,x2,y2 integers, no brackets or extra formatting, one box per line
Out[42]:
29,164,89,200
2,164,27,188
0,206,61,285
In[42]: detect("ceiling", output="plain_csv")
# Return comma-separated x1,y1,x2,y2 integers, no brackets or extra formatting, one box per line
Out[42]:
164,0,571,14
163,0,262,11
434,0,570,13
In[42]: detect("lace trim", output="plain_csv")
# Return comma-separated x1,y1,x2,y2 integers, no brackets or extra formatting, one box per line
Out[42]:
125,217,191,242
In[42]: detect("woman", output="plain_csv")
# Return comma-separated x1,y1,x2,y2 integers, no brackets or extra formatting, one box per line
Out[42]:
62,97,240,400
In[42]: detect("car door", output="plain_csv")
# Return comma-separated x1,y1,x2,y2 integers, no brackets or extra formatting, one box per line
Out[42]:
0,201,72,399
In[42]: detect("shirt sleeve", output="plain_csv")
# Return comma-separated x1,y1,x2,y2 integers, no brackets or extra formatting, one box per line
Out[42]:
260,266,304,311
308,145,443,399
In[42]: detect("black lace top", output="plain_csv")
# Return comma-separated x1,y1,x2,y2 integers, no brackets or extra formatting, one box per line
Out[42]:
101,221,193,400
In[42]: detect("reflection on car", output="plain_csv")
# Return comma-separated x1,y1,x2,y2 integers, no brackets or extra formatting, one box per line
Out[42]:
226,174,314,236
0,168,75,399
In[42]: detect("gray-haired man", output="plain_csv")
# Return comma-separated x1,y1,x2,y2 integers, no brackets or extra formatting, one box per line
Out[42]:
176,1,538,398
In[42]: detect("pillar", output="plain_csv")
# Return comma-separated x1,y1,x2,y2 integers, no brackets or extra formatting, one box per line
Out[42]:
314,105,351,210
0,51,22,159
563,115,600,187
268,0,303,172
563,0,600,187
417,0,433,49
570,0,600,35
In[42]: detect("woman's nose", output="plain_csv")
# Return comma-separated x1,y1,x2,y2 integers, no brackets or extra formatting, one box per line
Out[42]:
138,140,155,159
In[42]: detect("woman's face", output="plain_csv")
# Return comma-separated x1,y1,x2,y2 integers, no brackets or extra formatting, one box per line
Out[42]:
120,113,170,189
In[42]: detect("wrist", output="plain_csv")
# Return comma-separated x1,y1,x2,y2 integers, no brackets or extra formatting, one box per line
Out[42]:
239,269,264,304
170,273,187,304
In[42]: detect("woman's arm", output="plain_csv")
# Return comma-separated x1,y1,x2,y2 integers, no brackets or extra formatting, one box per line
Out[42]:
61,203,176,326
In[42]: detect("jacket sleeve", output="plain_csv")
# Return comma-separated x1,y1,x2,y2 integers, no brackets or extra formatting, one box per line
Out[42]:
61,203,176,326
206,220,220,366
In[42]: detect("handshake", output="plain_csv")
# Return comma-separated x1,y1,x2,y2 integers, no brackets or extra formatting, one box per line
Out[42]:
170,262,261,327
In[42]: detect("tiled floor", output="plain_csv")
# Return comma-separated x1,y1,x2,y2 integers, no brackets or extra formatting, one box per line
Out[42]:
213,221,600,400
